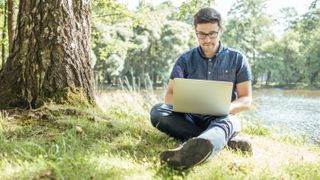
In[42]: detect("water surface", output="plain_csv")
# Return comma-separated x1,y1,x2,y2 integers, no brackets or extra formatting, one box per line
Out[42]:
252,89,320,141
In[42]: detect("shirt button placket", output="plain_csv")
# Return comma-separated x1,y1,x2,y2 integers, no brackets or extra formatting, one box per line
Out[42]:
208,59,213,79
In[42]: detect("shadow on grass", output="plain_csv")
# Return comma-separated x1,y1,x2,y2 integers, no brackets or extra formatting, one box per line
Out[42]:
154,165,191,179
0,109,192,178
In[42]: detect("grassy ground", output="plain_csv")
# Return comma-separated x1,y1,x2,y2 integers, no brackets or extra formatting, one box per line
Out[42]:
0,90,319,179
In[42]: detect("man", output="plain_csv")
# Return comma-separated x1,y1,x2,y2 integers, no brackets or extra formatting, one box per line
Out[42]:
150,8,252,169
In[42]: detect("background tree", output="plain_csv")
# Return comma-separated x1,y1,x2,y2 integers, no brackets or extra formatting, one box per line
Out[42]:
124,19,196,87
254,37,282,85
7,0,15,52
278,31,304,84
91,0,134,86
121,3,197,87
223,0,272,84
1,0,7,68
294,0,320,84
258,0,320,85
0,0,17,69
175,0,213,25
0,0,94,109
88,0,319,88
122,5,168,87
91,2,197,87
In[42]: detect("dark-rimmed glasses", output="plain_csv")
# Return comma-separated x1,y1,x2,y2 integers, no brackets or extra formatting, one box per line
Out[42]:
196,30,219,39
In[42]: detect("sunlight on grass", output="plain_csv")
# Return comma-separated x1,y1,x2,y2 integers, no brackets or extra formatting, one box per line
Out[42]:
88,154,154,179
0,91,319,179
285,162,320,179
95,89,160,116
0,158,50,179
0,111,11,149
0,111,8,130
241,119,272,136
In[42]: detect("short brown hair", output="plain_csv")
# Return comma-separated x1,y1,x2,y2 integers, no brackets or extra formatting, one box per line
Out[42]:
193,8,223,28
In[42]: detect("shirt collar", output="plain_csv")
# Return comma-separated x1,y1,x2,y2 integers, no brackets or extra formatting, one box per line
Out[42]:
197,41,224,59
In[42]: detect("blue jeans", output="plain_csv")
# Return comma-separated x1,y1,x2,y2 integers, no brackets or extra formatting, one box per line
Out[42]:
150,103,240,160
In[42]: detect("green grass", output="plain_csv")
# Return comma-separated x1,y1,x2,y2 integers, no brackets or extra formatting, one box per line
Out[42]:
285,163,320,179
0,90,319,179
242,120,272,137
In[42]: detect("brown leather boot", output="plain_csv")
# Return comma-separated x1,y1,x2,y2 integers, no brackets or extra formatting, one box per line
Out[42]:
227,137,253,153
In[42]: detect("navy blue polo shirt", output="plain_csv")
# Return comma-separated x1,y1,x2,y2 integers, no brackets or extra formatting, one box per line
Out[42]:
169,42,252,101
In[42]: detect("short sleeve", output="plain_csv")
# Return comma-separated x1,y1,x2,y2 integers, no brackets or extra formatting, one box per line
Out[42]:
169,57,186,80
236,54,252,84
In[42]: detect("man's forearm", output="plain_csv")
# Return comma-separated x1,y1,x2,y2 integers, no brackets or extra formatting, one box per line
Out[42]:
229,96,252,114
165,93,173,105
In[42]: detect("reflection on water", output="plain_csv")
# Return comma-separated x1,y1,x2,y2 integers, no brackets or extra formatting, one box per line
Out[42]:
252,89,320,141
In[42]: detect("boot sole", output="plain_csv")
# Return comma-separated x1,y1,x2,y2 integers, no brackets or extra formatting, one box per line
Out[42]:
160,138,213,169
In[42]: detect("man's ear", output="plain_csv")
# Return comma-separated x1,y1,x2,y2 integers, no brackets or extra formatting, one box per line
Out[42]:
218,30,224,38
220,26,225,35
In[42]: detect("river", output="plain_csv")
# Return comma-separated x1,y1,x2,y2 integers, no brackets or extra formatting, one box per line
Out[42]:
251,89,320,142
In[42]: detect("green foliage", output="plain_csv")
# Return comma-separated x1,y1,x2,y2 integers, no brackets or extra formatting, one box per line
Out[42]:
92,0,132,24
123,19,196,87
277,7,299,31
175,0,213,25
221,0,320,85
254,37,284,85
266,0,320,85
1,0,320,86
92,2,197,87
256,30,305,85
176,0,214,25
90,0,136,85
223,0,273,84
89,0,320,87
92,22,136,85
295,2,320,84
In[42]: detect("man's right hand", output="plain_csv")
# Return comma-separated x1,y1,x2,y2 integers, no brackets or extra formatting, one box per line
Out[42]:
165,79,174,105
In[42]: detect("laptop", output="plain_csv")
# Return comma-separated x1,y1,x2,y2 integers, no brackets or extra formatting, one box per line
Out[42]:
173,78,233,116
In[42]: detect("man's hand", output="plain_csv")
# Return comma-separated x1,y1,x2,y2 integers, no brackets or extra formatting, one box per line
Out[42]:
229,81,252,114
165,79,174,105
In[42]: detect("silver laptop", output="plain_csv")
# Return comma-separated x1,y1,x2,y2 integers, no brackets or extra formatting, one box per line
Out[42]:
173,78,233,116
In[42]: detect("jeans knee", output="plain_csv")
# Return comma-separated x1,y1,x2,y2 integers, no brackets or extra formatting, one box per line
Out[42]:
228,115,241,133
150,103,164,127
150,103,163,115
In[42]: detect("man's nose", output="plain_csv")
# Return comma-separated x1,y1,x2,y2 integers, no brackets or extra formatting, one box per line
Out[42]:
204,35,211,42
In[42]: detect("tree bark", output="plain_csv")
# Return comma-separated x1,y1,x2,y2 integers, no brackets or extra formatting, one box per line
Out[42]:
0,0,95,109
7,0,14,52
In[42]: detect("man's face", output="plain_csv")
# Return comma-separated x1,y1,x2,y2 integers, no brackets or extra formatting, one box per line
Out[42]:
195,23,222,54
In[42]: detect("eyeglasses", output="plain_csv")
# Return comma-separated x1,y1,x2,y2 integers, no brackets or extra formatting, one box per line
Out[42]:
196,31,219,39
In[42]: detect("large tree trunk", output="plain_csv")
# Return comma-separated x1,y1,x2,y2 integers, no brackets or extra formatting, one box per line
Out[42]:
7,0,14,52
0,0,95,109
